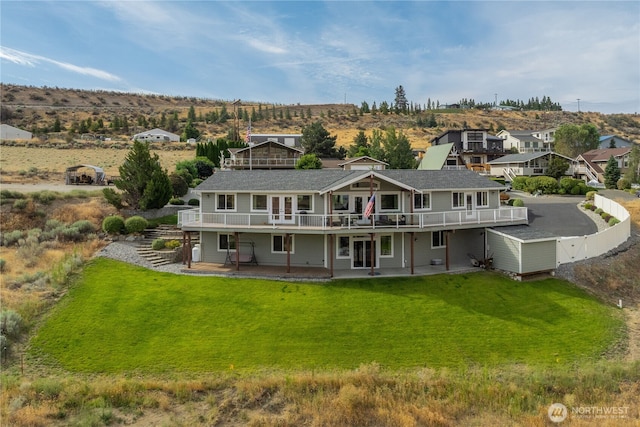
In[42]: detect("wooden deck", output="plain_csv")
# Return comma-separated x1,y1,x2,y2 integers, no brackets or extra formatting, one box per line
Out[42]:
180,262,332,280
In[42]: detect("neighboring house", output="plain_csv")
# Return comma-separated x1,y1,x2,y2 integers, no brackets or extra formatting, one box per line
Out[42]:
337,156,388,170
574,147,632,184
178,169,528,276
496,129,555,153
598,135,633,149
488,152,574,181
430,129,505,172
0,124,32,140
132,128,180,142
224,140,304,170
247,133,302,147
417,143,466,171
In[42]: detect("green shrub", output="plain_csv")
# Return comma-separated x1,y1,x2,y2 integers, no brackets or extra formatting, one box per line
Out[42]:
31,190,57,205
528,176,559,194
570,185,582,195
3,230,24,247
191,178,203,187
512,176,529,191
601,213,611,222
594,208,603,215
0,259,5,273
71,220,96,234
45,219,64,231
151,238,166,250
0,334,7,359
102,188,123,210
512,199,524,207
169,197,185,205
0,310,24,339
165,240,181,250
188,198,200,206
617,178,631,190
609,218,620,226
12,199,28,210
102,216,125,235
124,216,148,234
583,203,593,210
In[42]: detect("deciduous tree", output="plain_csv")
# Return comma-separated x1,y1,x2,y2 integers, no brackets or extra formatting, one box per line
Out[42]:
553,123,599,158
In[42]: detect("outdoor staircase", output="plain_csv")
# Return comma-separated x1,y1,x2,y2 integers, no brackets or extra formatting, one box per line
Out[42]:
135,224,199,267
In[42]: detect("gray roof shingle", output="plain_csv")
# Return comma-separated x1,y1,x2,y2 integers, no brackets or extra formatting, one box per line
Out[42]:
196,169,503,193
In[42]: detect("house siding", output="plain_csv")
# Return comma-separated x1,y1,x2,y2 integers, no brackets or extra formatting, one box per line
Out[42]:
487,232,521,273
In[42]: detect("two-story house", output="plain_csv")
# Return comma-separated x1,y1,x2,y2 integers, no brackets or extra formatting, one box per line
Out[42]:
574,147,634,184
496,129,555,153
224,140,304,170
430,129,505,172
178,169,528,277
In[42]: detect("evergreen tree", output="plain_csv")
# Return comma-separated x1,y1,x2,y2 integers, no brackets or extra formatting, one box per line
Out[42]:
394,85,408,113
301,121,340,158
545,156,570,179
604,156,621,189
181,119,200,141
115,140,172,210
627,144,640,184
188,105,196,122
368,129,386,162
53,117,61,132
383,127,415,169
347,131,370,157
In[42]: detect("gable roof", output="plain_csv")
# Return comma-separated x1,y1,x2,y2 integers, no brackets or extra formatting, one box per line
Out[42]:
417,143,455,170
579,147,631,162
488,152,566,164
338,156,388,167
234,140,304,154
196,169,503,194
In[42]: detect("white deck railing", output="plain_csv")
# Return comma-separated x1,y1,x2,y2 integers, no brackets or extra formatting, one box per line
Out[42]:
178,207,528,231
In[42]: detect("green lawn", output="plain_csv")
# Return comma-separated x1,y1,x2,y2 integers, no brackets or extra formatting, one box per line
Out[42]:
30,258,623,373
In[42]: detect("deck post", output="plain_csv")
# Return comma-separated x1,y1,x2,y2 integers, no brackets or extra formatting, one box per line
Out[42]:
410,232,415,275
235,232,240,271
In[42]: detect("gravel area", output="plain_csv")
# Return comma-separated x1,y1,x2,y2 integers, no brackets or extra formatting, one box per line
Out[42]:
96,240,192,275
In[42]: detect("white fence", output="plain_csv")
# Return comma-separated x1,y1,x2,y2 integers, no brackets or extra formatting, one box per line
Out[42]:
556,194,631,266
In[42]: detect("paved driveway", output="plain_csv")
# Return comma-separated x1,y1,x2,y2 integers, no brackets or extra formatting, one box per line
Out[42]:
510,191,597,237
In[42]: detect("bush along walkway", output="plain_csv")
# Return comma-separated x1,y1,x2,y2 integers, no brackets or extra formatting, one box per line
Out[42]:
135,225,196,267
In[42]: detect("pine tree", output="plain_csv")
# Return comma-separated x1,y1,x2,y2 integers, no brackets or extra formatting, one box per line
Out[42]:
604,156,621,189
394,85,408,113
115,140,172,210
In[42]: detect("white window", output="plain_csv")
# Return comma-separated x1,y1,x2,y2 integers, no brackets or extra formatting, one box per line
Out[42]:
218,233,236,251
297,194,312,212
452,192,465,209
217,194,235,211
252,194,267,211
332,194,349,211
337,236,350,258
272,234,294,254
380,194,399,211
432,231,446,249
380,235,393,257
414,193,431,210
476,191,489,207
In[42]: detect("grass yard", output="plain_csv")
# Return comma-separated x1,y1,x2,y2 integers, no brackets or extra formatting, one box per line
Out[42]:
30,258,624,373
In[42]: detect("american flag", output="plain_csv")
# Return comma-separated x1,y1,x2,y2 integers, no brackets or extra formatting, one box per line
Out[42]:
363,193,375,219
245,119,251,143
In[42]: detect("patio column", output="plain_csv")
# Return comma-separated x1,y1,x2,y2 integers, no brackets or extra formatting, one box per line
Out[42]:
410,232,415,275
286,233,291,273
445,231,450,271
235,232,240,271
329,234,334,278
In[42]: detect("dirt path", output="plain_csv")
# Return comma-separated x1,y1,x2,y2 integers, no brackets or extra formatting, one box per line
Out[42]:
625,307,640,362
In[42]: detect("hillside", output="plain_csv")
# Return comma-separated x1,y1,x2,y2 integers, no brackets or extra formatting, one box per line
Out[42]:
2,83,639,151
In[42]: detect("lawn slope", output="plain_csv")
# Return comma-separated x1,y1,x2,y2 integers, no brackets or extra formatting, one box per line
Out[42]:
30,258,623,373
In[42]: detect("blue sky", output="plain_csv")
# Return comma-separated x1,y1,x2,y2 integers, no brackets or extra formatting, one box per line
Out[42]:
1,1,639,114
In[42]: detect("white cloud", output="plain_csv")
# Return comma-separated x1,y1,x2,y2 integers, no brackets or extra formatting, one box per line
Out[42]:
0,47,121,82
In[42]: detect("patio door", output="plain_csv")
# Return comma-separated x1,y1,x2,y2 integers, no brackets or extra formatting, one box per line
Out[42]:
270,195,294,224
465,192,476,219
353,194,374,224
352,238,377,269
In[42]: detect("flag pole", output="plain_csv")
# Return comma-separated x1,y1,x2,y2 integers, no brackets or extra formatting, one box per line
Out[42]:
369,173,375,276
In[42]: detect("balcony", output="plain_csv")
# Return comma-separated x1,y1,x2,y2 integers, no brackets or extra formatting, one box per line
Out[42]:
178,207,528,232
224,157,301,169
